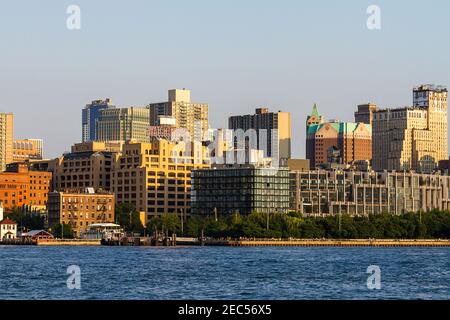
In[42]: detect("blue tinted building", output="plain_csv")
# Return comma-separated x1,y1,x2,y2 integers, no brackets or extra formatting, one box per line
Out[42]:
82,99,115,142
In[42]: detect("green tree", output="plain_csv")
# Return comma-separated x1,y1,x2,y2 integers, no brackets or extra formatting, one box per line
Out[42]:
6,208,46,232
51,223,74,239
185,215,205,237
115,203,143,234
299,219,325,238
161,213,181,235
227,212,245,238
204,217,229,238
241,212,268,238
146,214,181,236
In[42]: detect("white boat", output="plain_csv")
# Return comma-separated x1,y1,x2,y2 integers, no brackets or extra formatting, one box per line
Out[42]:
81,223,124,240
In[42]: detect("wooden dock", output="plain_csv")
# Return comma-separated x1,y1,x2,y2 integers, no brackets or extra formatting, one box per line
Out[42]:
101,236,201,247
220,239,450,247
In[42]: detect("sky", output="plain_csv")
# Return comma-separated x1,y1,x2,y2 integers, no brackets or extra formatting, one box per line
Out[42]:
1,0,449,158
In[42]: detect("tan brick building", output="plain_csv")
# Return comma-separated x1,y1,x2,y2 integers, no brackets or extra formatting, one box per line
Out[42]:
228,108,292,164
355,103,378,126
51,141,122,192
0,113,14,172
111,139,210,224
13,139,43,162
148,89,209,143
47,190,115,237
372,85,448,172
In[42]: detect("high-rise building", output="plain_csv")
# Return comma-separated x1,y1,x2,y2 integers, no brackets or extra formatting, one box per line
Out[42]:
228,108,292,163
0,113,14,171
47,189,115,238
355,103,378,126
306,105,372,168
0,163,52,212
372,85,448,172
51,141,122,192
191,165,290,216
13,139,43,162
148,89,209,142
96,107,150,143
111,140,210,224
82,99,115,142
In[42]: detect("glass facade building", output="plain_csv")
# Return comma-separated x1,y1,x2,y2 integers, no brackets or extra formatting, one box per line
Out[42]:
192,166,290,216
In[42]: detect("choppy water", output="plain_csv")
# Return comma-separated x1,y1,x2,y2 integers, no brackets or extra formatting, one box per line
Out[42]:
0,246,449,300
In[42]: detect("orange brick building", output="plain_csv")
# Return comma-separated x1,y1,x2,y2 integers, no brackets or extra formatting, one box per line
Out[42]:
0,163,52,212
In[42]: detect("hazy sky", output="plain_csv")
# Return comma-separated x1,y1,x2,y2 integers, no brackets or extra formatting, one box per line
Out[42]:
1,0,449,158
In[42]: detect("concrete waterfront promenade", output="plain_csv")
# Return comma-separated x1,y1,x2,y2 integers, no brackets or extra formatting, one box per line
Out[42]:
46,238,450,247
36,239,101,246
217,239,450,247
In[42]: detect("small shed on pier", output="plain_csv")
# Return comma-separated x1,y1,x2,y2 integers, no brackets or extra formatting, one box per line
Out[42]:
21,230,54,241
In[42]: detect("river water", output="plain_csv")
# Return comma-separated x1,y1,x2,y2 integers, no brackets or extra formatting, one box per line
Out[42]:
0,246,449,300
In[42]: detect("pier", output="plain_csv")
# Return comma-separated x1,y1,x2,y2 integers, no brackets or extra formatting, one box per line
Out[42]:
101,235,201,246
36,239,101,246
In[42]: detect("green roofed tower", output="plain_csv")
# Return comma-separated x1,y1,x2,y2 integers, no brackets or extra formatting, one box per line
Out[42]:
306,104,323,129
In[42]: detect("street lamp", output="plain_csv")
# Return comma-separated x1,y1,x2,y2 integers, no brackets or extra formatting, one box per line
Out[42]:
180,208,184,236
338,211,342,239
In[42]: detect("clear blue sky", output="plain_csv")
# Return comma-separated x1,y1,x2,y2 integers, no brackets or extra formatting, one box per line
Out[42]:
1,0,449,158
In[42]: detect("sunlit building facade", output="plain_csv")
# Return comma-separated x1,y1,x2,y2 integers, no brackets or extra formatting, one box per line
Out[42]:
0,113,14,171
13,139,43,162
48,190,115,237
372,85,448,173
111,139,210,224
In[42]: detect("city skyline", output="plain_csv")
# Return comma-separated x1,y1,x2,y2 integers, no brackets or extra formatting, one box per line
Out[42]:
1,0,450,158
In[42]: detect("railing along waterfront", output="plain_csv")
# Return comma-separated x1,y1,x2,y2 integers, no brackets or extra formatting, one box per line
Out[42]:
208,238,450,247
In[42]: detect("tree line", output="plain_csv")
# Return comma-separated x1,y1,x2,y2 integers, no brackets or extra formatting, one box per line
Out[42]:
6,204,450,239
116,204,450,239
